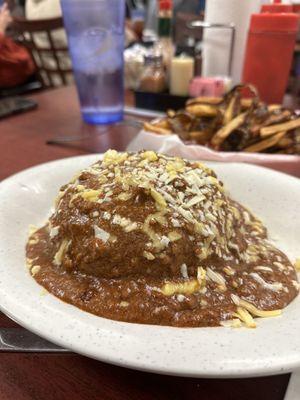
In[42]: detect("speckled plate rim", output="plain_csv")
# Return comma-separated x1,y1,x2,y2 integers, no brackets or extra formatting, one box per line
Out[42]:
0,154,299,378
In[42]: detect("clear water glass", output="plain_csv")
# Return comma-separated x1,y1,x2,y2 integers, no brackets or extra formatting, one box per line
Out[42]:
61,0,125,125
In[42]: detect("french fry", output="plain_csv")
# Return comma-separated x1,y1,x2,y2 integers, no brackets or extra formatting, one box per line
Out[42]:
260,118,300,137
240,98,254,109
145,84,300,155
244,131,286,152
186,97,222,106
249,110,291,136
167,109,176,118
277,137,293,148
223,94,238,125
187,95,255,109
154,119,171,129
211,112,247,148
186,104,218,117
268,104,282,111
143,122,172,135
189,131,213,144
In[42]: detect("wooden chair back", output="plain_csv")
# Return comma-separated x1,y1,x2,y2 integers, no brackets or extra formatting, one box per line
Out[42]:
11,17,72,88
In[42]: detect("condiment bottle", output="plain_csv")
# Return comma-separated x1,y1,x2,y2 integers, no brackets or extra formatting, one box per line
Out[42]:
194,51,202,76
154,0,174,73
261,0,293,13
242,13,298,104
139,54,166,93
170,55,194,96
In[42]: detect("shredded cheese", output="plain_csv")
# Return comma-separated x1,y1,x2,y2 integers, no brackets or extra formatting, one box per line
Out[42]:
117,193,132,201
54,239,71,266
119,301,129,307
80,189,102,202
31,265,41,276
168,231,182,242
161,280,200,296
94,225,110,243
28,225,38,235
223,266,235,276
103,149,128,165
206,267,226,287
143,251,155,260
197,267,206,285
141,151,158,162
150,188,167,208
220,319,242,328
250,272,283,292
234,307,257,328
239,299,282,318
49,226,59,239
180,264,189,279
28,237,39,245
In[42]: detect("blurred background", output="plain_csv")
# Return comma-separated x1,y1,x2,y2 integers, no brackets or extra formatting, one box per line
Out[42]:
1,0,300,110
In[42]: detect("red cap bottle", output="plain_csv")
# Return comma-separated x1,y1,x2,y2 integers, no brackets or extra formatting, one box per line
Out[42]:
242,12,298,104
261,3,293,13
293,5,300,14
159,0,172,12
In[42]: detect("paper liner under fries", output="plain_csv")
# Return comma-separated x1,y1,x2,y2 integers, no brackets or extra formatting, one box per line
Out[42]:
127,130,300,178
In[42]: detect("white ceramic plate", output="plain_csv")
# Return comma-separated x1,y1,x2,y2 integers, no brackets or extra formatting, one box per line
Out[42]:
0,155,299,378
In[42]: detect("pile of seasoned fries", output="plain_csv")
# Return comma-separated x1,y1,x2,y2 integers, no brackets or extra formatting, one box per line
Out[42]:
144,84,300,154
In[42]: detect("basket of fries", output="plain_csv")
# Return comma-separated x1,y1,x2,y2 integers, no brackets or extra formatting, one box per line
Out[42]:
128,84,300,177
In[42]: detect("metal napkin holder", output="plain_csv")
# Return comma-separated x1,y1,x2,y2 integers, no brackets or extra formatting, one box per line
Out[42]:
188,20,236,77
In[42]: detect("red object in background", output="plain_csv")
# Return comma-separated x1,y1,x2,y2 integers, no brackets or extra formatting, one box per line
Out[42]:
261,4,293,13
159,0,172,11
242,13,298,104
293,4,300,13
0,34,36,88
189,77,225,97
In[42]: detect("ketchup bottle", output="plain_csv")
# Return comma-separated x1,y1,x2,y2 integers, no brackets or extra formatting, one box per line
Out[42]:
242,12,298,104
261,0,293,14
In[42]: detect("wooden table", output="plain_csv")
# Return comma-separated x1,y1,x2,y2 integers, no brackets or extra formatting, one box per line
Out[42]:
0,86,291,400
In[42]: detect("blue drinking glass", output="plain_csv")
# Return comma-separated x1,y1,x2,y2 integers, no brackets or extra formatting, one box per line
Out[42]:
61,0,125,125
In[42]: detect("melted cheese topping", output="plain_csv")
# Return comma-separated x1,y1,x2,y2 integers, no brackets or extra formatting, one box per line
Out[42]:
161,280,200,296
